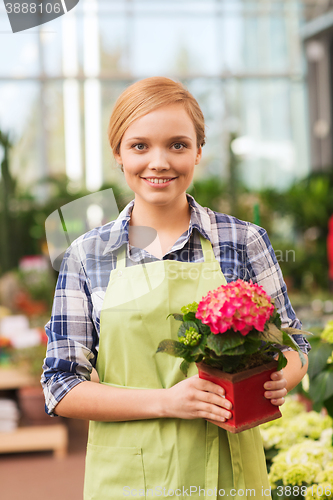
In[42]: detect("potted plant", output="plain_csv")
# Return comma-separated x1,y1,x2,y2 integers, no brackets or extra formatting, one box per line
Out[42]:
157,279,308,433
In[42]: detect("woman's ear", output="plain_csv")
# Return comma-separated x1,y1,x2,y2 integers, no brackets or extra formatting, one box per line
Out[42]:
114,151,122,165
195,146,202,165
114,151,124,172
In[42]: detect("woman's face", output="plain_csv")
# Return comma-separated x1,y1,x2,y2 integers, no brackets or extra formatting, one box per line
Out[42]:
114,103,202,208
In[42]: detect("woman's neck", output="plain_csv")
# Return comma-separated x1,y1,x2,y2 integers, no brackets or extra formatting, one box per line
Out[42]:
129,194,191,258
130,194,190,232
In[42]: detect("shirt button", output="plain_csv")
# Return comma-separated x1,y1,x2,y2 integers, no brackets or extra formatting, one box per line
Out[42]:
117,270,123,277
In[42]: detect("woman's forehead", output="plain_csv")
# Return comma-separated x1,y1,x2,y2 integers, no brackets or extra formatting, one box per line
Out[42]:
122,104,196,138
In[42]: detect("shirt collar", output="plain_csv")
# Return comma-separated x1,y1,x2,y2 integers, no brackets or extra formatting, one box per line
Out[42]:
102,194,212,256
186,193,212,241
102,201,133,256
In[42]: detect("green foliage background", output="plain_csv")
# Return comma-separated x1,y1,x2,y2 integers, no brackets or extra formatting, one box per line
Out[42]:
1,127,332,292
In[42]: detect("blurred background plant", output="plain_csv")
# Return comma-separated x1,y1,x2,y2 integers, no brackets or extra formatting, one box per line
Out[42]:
257,317,333,500
0,338,47,380
260,171,333,292
0,127,129,278
260,395,333,500
305,321,333,425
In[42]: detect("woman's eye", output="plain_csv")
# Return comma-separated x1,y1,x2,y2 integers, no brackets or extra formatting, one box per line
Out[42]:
173,142,186,150
133,143,146,151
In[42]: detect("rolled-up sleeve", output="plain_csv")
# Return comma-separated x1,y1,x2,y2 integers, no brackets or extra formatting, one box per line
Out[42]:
245,223,311,355
41,242,97,416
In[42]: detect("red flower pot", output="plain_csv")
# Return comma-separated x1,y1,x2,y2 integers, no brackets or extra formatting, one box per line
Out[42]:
196,360,282,433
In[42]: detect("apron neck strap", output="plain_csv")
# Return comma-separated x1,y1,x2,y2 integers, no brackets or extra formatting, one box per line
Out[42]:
116,245,127,270
115,235,215,270
199,234,215,263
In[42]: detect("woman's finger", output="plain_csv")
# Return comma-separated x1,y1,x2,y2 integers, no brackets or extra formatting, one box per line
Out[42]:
197,403,232,421
264,388,287,400
264,371,286,391
264,379,287,391
269,397,285,407
197,400,232,419
195,377,226,397
199,390,232,410
190,376,233,409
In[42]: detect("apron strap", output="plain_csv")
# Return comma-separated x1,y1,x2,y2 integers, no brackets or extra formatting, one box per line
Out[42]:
205,422,219,500
115,235,215,270
227,432,246,496
116,244,127,270
200,234,215,263
205,425,248,500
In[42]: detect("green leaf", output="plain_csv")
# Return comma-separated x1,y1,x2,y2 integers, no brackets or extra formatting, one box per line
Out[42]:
183,311,197,322
206,331,245,356
178,321,199,338
156,340,188,358
180,359,190,376
197,321,211,336
206,335,225,356
308,342,333,379
183,321,199,331
282,327,313,337
191,336,207,356
166,313,183,321
323,394,333,420
178,324,186,337
222,344,247,356
261,323,284,344
242,337,262,355
281,331,307,367
309,370,333,404
204,355,242,373
277,351,288,371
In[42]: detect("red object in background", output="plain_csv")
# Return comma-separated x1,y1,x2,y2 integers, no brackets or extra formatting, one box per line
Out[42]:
14,290,48,317
328,215,333,281
197,361,282,433
0,337,12,348
39,328,49,344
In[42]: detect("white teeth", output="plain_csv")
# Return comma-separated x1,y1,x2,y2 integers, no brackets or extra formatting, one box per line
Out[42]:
145,178,172,184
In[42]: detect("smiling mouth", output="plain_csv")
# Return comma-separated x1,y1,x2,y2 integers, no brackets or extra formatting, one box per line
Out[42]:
142,177,176,184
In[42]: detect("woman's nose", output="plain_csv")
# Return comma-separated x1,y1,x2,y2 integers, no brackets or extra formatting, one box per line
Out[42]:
147,148,170,170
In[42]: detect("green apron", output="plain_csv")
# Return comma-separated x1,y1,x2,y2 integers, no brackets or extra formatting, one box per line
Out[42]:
84,235,271,500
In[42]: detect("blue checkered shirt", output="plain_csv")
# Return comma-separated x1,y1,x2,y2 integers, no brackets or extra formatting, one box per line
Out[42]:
41,194,310,416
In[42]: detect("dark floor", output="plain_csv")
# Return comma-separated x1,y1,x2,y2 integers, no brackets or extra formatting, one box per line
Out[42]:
0,418,88,500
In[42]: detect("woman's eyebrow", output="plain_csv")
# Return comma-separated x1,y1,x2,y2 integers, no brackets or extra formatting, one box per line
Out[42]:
125,137,146,142
125,135,193,142
168,135,193,142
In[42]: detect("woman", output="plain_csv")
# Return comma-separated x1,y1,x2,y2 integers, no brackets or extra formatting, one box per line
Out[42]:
42,77,310,500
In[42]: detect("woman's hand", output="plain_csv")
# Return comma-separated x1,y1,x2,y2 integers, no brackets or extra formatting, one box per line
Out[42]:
163,374,232,422
263,370,287,407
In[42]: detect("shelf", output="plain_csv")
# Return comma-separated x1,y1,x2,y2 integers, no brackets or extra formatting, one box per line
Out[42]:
0,366,36,390
0,424,68,458
0,366,68,458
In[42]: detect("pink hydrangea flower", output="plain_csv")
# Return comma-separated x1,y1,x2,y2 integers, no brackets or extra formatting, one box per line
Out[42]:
195,279,275,336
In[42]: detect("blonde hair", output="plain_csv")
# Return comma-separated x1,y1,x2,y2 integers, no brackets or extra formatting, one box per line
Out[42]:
108,77,206,157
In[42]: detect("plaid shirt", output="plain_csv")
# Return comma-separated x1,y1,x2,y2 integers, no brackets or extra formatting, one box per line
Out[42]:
41,194,310,416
